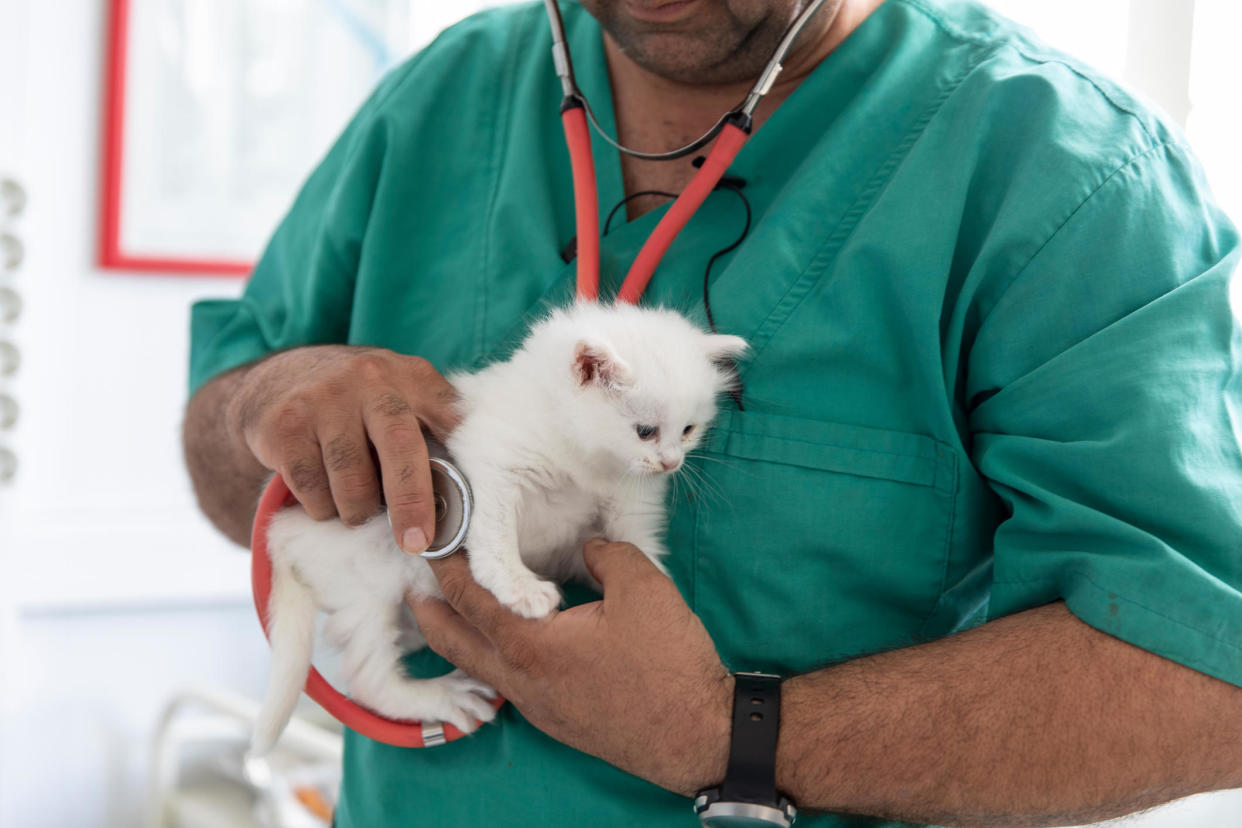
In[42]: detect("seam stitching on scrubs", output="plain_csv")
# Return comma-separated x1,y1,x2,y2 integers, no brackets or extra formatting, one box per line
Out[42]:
927,447,959,627
700,447,932,489
740,39,993,370
897,0,1009,48
474,13,523,364
985,141,1176,322
719,426,941,464
899,0,1162,146
994,572,1242,660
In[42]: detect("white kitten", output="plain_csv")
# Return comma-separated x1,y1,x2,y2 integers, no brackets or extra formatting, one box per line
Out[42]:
252,302,747,754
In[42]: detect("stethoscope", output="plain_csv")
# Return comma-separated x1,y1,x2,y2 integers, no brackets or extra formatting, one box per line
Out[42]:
250,0,830,748
545,0,829,303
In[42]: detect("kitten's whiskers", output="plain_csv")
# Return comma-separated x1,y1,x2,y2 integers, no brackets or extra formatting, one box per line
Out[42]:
677,458,728,507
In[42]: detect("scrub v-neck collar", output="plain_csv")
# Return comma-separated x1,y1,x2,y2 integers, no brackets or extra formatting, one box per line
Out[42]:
564,0,906,222
544,1,911,342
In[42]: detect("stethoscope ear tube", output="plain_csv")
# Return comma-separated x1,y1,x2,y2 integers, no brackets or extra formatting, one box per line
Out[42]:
548,0,759,305
562,101,601,302
250,474,504,747
560,108,751,305
615,119,750,304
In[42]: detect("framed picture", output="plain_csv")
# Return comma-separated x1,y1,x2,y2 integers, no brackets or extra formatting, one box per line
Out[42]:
99,0,421,275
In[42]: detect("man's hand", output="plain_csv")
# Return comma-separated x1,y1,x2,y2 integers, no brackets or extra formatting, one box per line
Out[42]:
408,539,733,796
227,345,460,551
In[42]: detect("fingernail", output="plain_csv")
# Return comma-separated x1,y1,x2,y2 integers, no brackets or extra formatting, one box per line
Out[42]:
402,527,428,555
585,537,606,550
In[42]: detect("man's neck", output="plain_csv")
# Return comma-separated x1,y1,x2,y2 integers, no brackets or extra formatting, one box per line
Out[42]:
604,0,885,216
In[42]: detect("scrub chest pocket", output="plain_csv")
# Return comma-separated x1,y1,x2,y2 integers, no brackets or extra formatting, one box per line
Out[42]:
679,409,959,675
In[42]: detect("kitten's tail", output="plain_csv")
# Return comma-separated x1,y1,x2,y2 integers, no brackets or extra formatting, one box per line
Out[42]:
250,562,317,756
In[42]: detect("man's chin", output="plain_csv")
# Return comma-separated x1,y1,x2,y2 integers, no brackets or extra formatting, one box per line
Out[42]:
599,3,789,85
608,29,774,85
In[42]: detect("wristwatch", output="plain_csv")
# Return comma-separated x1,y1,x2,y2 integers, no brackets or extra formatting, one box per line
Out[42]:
693,672,797,827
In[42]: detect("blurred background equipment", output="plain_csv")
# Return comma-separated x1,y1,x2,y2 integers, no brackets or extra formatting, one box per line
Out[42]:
0,1,1239,826
148,688,342,828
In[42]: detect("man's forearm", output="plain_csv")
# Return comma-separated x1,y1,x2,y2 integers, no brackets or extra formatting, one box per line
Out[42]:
182,363,270,546
775,602,1242,826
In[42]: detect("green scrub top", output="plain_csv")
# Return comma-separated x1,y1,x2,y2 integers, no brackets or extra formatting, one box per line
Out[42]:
189,1,1242,825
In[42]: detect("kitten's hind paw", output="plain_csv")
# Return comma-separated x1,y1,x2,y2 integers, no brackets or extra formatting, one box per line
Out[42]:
491,576,562,619
435,670,501,734
442,669,498,701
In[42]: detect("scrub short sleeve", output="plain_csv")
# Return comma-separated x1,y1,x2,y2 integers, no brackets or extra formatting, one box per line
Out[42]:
967,141,1242,687
187,69,405,395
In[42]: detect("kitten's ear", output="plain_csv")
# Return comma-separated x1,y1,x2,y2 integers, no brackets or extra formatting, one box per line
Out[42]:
704,334,749,362
573,340,633,392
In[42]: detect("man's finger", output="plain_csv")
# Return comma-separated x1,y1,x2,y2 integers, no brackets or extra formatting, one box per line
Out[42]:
407,595,506,688
319,419,381,527
363,393,435,552
582,538,665,594
277,441,336,521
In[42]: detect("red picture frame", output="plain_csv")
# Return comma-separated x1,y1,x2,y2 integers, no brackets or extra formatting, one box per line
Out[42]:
99,0,250,276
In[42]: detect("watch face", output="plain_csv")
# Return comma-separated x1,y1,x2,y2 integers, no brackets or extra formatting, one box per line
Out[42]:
702,815,787,828
699,802,795,828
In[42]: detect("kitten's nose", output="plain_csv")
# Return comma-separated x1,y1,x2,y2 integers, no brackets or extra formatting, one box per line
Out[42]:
660,457,681,472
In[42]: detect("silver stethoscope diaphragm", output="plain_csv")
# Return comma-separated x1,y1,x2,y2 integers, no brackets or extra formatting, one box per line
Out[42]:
386,438,473,558
420,456,473,559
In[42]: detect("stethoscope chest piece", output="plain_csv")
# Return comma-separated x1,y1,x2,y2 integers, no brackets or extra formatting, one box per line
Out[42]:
421,456,473,559
384,438,472,559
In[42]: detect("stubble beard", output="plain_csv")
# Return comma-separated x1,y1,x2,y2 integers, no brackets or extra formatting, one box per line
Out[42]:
588,0,802,86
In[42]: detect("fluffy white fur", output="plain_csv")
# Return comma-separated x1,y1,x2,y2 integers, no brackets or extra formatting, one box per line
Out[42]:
252,302,747,754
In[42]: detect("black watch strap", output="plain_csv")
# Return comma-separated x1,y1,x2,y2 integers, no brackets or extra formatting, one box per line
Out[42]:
694,672,796,826
722,672,782,802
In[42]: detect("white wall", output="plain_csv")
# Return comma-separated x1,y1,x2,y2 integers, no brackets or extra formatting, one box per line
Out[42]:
0,1,267,826
0,0,255,606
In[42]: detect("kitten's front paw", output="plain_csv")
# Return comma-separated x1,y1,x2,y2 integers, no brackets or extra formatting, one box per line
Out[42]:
490,576,562,619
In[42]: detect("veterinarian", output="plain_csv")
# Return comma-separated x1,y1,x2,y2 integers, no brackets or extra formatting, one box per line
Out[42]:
183,0,1242,825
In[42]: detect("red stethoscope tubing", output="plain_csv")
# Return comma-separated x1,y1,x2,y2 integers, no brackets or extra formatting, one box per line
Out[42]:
563,104,601,301
250,475,503,748
561,100,751,303
250,91,750,750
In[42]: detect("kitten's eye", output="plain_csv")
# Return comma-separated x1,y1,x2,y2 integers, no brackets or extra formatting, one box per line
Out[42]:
682,424,695,437
635,424,658,440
